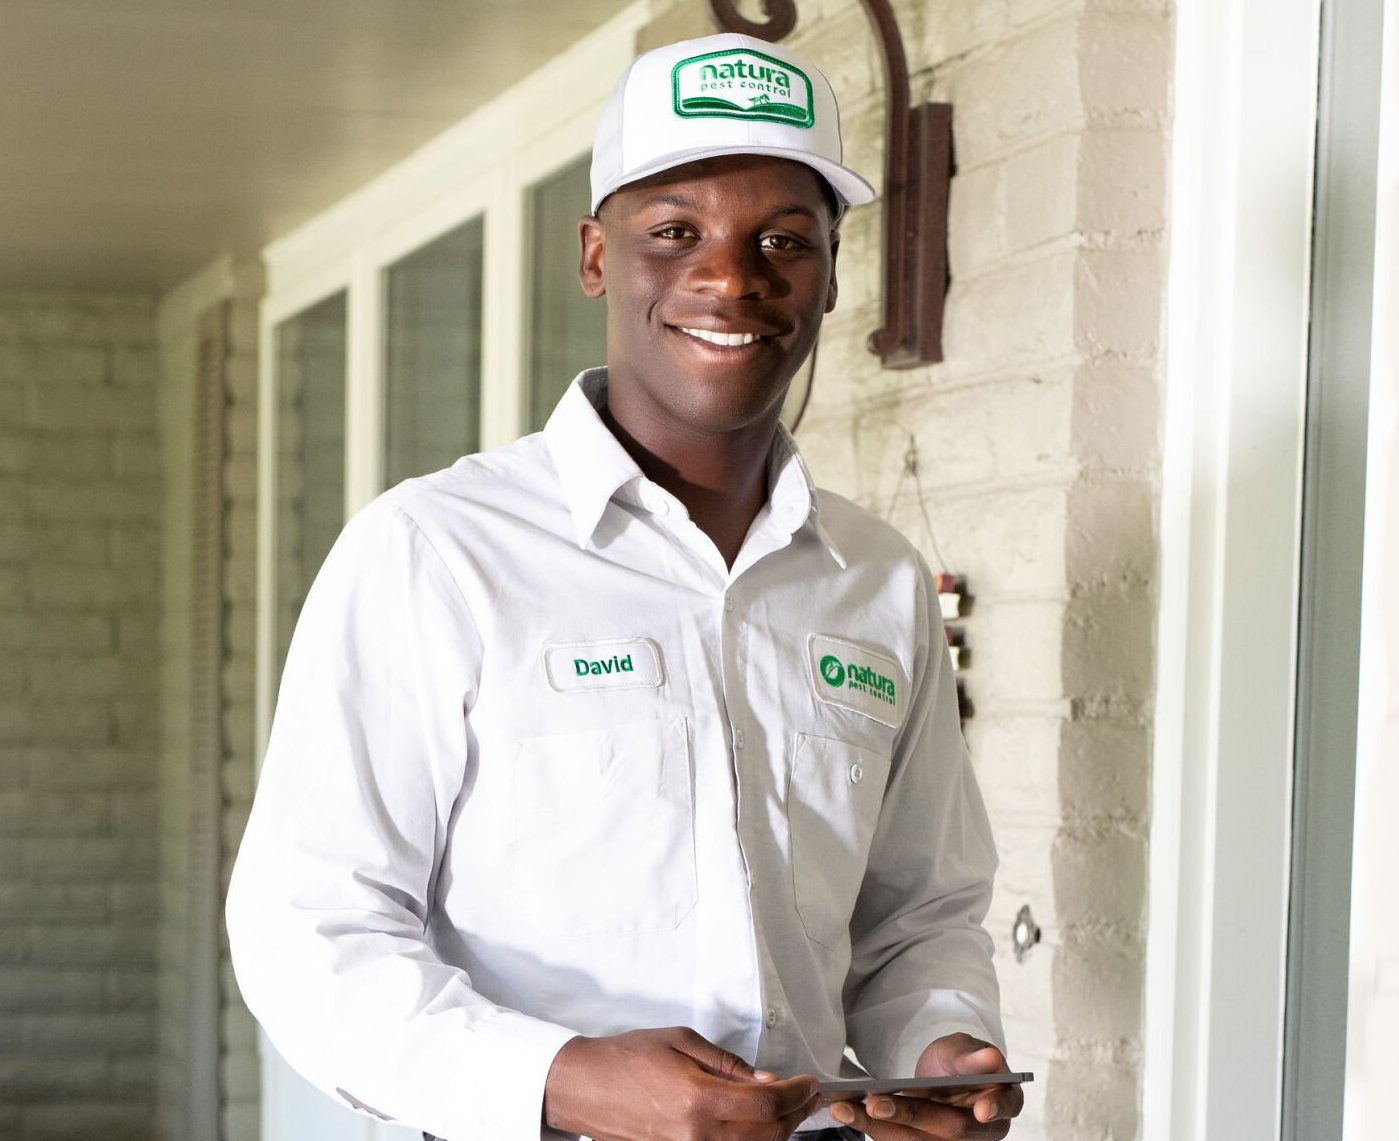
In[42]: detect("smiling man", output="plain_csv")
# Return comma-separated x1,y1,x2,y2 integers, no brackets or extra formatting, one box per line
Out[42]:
228,32,1019,1141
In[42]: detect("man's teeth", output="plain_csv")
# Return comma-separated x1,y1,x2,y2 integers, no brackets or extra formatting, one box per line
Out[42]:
681,327,761,346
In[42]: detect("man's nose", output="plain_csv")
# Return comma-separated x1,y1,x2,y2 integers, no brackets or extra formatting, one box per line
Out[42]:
688,239,769,299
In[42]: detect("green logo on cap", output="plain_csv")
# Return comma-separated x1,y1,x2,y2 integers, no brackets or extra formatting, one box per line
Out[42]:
672,49,815,128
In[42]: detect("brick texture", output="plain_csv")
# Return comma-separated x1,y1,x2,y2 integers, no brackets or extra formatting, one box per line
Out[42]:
0,289,160,1139
154,261,264,1141
220,287,262,1141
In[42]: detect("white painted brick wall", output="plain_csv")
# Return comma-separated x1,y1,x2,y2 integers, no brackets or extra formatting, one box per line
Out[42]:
640,2,1171,1138
221,286,263,1141
0,290,161,1140
154,257,265,1141
155,258,264,1141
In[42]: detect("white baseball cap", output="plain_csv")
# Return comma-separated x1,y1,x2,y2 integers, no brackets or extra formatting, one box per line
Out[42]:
589,32,876,214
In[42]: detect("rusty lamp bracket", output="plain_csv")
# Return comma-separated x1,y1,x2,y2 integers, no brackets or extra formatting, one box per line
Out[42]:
707,0,952,367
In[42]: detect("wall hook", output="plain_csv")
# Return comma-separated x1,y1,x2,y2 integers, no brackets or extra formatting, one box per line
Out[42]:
1013,904,1042,963
707,0,953,367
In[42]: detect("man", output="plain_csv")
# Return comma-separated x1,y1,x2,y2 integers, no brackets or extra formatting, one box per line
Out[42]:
228,32,1021,1141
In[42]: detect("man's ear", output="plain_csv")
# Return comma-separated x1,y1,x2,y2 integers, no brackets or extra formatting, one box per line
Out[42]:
579,216,606,298
825,230,841,314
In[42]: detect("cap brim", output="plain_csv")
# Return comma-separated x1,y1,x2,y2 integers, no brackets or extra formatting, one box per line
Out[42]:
591,144,876,214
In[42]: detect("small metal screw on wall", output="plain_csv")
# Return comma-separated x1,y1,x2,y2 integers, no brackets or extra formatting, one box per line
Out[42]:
1012,904,1041,963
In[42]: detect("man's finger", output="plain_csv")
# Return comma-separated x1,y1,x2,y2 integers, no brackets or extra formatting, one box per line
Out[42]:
951,1045,1006,1076
925,1035,1006,1077
707,1074,820,1123
673,1031,759,1081
971,1080,1024,1123
833,1095,1011,1141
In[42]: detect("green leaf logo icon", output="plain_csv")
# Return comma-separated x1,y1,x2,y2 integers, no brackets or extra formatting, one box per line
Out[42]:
820,655,846,687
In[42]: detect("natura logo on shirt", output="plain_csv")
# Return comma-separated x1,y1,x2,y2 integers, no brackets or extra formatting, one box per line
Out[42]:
671,49,815,128
819,653,895,706
809,635,905,729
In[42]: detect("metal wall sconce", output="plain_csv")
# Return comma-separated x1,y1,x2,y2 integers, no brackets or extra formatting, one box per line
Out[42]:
707,0,953,367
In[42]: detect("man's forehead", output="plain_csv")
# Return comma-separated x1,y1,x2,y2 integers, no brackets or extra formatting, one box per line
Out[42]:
603,154,835,215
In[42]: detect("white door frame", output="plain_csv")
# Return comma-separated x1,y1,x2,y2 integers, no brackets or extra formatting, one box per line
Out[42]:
1344,4,1399,1137
1144,0,1323,1138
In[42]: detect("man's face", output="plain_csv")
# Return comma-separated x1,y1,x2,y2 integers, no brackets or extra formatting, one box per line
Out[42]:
579,154,839,444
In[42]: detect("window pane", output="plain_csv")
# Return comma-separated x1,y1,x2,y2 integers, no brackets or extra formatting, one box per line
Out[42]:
525,153,607,432
383,217,485,484
274,291,347,676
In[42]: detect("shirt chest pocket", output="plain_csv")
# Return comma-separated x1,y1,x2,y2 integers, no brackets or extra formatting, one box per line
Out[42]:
788,733,892,950
509,716,696,937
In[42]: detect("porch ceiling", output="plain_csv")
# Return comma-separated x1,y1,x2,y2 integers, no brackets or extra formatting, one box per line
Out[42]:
0,0,637,293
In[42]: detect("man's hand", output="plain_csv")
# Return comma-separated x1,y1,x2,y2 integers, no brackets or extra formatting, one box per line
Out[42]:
827,1033,1023,1141
543,1027,821,1141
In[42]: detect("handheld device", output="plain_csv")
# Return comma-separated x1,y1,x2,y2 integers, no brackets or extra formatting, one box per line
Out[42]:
817,1071,1033,1101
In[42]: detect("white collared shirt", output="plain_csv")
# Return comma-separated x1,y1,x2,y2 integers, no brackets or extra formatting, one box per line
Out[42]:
227,369,1003,1141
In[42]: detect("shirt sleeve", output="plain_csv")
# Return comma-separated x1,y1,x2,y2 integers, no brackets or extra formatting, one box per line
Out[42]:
225,498,577,1141
841,558,1006,1075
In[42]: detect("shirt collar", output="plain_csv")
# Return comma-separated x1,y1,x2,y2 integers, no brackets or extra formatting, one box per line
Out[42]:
543,368,643,547
767,424,847,568
543,368,846,568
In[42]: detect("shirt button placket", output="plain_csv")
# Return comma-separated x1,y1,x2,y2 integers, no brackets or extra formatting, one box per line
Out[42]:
723,592,741,753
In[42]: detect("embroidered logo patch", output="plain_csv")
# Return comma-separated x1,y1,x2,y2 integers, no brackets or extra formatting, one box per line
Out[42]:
671,49,815,128
543,638,665,693
808,634,905,728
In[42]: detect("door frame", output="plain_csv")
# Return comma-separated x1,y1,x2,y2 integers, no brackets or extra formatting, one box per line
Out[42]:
1144,0,1323,1137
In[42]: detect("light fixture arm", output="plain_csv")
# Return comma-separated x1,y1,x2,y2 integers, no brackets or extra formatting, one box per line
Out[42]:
707,0,952,367
705,0,796,41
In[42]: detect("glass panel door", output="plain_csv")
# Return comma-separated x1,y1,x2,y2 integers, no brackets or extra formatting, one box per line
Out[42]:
383,217,486,484
524,153,607,432
274,291,347,677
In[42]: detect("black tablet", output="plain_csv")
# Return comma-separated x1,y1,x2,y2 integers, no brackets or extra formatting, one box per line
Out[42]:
817,1072,1033,1101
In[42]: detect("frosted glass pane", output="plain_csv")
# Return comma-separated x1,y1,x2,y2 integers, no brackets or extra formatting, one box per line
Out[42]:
526,153,607,432
384,217,485,484
274,291,346,677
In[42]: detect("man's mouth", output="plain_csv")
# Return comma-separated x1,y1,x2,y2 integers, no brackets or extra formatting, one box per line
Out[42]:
677,326,767,347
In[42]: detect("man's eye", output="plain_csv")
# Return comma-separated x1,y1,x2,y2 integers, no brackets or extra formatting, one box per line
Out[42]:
760,233,805,251
653,226,691,240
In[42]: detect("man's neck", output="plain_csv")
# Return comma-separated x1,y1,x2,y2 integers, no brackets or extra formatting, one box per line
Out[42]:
599,403,775,570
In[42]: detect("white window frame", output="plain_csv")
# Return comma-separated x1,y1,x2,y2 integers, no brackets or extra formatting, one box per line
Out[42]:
1145,1,1324,1139
250,6,654,1139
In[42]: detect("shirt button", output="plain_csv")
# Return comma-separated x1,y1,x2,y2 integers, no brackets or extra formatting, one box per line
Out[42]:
734,729,745,750
764,1006,778,1028
724,594,734,612
849,762,864,784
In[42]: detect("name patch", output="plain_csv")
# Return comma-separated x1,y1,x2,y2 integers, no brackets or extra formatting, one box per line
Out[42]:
807,634,905,728
544,638,665,693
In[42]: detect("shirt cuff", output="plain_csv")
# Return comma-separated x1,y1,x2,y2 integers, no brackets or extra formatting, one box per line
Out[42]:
433,1010,579,1141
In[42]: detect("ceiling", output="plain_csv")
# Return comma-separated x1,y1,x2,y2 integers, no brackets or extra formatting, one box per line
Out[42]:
0,0,636,293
